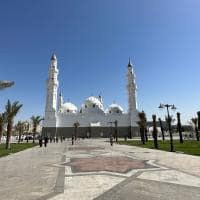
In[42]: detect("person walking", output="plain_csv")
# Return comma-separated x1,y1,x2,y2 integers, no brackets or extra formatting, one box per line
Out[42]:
72,135,75,145
44,136,48,147
110,135,114,146
39,136,43,147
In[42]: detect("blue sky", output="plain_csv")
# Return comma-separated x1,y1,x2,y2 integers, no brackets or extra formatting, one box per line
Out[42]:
0,0,200,124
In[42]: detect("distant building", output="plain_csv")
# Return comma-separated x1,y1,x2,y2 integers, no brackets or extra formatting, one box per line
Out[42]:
42,54,139,138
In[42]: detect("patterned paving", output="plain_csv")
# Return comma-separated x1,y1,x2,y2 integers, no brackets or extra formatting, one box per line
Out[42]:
65,156,155,173
68,146,104,151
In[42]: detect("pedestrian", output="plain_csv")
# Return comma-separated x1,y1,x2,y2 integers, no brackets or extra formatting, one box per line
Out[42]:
72,135,75,145
44,136,48,147
124,135,127,142
50,136,53,143
39,136,43,147
56,137,59,143
110,135,114,146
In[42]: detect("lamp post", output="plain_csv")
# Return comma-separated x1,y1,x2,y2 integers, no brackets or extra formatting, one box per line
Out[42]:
158,103,176,152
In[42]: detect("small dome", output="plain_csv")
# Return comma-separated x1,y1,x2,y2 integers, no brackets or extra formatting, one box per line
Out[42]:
60,102,77,113
107,103,123,114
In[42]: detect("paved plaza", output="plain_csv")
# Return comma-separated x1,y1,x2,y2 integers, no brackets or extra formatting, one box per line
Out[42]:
0,139,200,200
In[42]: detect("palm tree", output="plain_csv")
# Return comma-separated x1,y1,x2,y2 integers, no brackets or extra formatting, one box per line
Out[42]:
137,111,147,144
191,118,199,141
177,112,183,143
31,116,43,143
5,100,23,149
0,80,14,90
158,118,165,141
15,121,24,143
152,114,158,149
0,113,6,144
197,111,200,130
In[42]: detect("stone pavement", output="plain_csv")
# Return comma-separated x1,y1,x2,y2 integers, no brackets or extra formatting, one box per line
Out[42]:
0,139,200,200
0,142,66,200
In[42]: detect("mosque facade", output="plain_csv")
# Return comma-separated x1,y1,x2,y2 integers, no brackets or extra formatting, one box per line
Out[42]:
42,54,139,138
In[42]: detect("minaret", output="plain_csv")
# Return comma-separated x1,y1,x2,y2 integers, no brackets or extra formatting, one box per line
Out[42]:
44,53,59,125
127,58,138,128
58,91,64,111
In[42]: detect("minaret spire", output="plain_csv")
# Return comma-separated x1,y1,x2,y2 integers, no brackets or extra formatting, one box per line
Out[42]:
127,58,137,129
51,53,57,60
128,57,132,67
43,53,59,126
50,53,57,68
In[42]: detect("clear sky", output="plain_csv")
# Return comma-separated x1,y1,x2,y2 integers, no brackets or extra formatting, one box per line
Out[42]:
0,0,200,124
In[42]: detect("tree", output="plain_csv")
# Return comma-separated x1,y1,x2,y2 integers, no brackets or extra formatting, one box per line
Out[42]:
197,111,200,130
5,100,23,149
0,80,14,90
152,115,158,149
137,111,147,144
15,121,24,143
177,112,183,143
31,116,43,143
165,115,175,152
191,118,199,141
0,113,6,144
158,118,165,141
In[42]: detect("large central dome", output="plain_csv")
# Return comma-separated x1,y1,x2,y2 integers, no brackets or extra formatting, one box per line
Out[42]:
81,96,104,113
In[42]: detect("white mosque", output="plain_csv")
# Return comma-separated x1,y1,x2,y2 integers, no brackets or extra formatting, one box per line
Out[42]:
42,54,139,138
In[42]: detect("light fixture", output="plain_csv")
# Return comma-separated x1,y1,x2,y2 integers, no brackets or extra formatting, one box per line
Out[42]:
158,103,164,109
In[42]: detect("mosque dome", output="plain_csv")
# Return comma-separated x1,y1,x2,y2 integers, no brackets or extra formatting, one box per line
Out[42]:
81,96,104,113
60,102,78,113
85,96,103,109
107,103,123,114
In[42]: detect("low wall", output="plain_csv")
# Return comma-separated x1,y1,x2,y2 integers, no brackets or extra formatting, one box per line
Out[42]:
42,126,139,138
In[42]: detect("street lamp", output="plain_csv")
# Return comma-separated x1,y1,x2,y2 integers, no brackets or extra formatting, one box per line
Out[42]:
158,103,176,152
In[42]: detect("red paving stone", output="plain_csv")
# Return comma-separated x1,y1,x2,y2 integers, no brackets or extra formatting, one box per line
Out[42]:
66,156,153,173
68,146,104,151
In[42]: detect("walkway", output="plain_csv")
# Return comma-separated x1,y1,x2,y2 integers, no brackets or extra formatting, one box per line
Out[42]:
0,139,200,200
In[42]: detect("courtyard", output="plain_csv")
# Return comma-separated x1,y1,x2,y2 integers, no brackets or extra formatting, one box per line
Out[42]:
0,139,199,200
